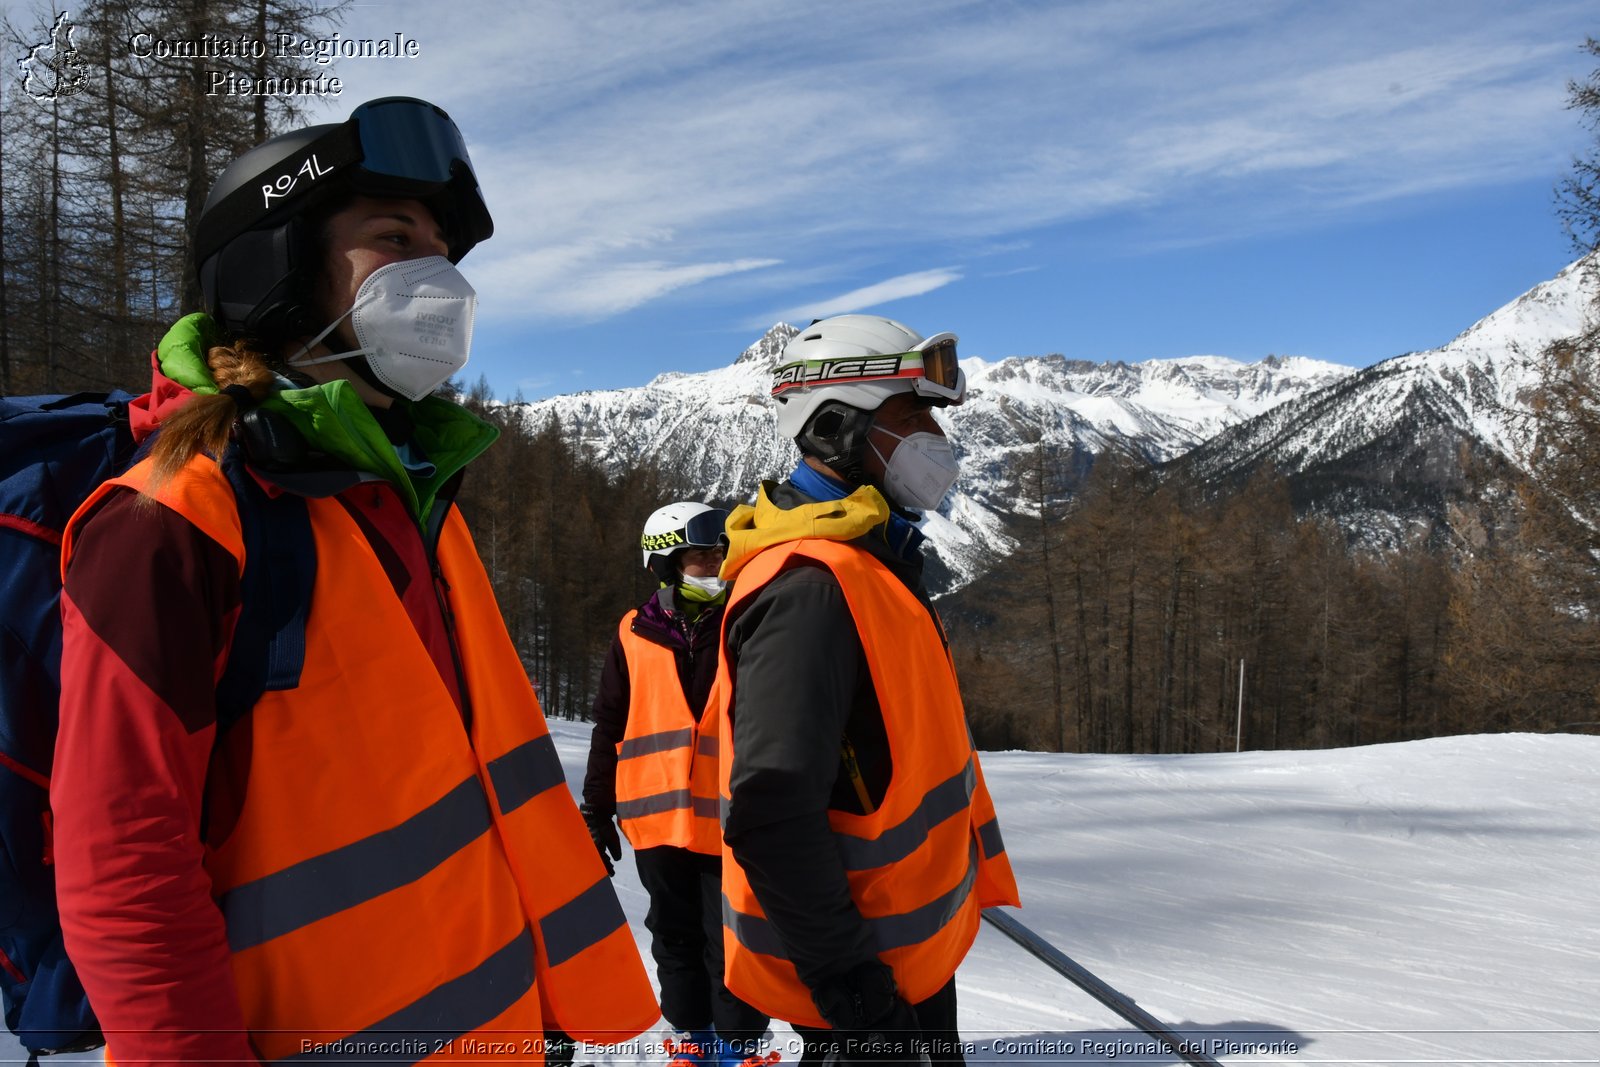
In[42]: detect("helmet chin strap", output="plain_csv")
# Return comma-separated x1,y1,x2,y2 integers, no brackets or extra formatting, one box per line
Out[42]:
287,310,410,403
342,350,411,402
798,400,874,485
821,454,866,487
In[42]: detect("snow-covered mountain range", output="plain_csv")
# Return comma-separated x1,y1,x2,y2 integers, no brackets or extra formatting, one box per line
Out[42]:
513,255,1597,590
513,329,1352,591
1172,255,1600,545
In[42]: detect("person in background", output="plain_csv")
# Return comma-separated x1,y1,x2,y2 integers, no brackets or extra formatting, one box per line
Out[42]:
52,96,656,1062
713,315,1021,1066
583,502,774,1067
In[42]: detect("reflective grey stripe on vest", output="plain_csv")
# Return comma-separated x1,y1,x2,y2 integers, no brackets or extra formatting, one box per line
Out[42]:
833,760,975,872
692,795,720,819
223,774,492,952
540,876,629,967
487,733,566,815
724,841,980,960
617,788,694,821
619,790,719,822
976,816,1006,860
869,841,979,952
619,727,693,760
721,893,792,959
277,926,534,1063
697,733,719,756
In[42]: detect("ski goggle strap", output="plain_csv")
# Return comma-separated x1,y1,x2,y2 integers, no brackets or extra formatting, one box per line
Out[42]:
771,333,965,403
196,98,489,265
640,509,729,555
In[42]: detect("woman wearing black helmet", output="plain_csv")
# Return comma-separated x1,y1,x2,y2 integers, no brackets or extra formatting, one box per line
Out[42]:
51,99,657,1062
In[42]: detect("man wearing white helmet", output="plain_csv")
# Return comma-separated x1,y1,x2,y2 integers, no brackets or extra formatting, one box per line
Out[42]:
582,503,772,1067
711,316,1020,1065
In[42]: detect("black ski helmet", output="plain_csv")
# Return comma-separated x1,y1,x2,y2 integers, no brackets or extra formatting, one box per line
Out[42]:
195,97,494,347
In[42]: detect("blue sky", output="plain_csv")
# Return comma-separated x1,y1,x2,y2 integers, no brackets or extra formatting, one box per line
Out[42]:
15,0,1598,399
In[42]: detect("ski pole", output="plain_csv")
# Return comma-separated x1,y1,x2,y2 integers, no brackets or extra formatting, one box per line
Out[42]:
980,908,1224,1067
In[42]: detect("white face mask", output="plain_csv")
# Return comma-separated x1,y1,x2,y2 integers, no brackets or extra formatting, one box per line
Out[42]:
871,426,961,512
680,573,727,596
291,255,476,402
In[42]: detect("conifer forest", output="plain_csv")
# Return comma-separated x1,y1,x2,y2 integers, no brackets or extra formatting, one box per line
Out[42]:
5,6,1599,752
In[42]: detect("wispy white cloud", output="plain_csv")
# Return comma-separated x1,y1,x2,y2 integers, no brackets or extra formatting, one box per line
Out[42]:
300,0,1594,329
764,269,964,326
476,246,780,320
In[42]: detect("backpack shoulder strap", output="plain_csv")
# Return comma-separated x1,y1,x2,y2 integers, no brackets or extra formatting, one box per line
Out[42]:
213,446,316,737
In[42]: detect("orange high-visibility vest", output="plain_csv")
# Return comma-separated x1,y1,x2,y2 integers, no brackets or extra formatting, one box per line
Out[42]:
613,613,722,854
715,538,1019,1028
65,455,659,1061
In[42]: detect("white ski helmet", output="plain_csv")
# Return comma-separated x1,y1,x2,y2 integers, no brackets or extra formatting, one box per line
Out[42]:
640,501,728,582
771,314,964,480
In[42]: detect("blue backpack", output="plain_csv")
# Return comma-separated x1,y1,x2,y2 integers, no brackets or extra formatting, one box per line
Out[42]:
0,392,314,1057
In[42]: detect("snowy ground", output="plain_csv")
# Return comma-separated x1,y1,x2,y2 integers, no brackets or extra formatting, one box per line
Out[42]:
568,726,1598,1067
7,728,1595,1065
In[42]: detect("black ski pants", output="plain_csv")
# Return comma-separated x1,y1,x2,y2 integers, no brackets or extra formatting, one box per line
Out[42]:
635,845,769,1047
792,977,964,1066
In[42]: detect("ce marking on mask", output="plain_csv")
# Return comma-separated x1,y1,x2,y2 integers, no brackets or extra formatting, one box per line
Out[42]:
414,312,460,349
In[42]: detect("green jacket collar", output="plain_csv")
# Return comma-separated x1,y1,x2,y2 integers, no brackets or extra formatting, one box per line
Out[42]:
157,313,499,521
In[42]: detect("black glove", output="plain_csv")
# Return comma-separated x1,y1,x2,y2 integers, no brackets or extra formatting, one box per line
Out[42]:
579,803,622,877
812,961,931,1066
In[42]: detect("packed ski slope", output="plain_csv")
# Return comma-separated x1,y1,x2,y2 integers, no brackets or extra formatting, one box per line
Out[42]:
559,725,1597,1067
7,730,1593,1065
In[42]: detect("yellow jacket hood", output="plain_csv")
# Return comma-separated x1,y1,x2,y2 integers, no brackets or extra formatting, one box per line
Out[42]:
721,481,892,583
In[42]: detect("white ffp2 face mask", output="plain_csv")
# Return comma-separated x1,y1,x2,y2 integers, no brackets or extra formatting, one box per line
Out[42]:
291,255,476,402
871,427,961,512
680,573,727,596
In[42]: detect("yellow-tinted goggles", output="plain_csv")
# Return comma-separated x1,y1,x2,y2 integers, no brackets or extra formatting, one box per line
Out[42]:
917,336,960,393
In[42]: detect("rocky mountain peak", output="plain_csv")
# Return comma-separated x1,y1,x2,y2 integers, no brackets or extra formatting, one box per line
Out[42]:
1169,254,1600,550
735,322,800,366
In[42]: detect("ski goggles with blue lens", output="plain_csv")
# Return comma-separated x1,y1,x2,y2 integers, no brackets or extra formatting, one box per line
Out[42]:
771,333,965,404
682,508,730,548
315,97,492,254
344,97,477,188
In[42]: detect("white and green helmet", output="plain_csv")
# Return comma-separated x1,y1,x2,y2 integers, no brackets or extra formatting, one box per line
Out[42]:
640,501,728,582
771,314,964,480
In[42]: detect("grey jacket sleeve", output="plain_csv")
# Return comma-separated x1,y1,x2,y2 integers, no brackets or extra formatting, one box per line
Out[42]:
722,565,878,989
